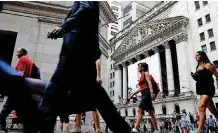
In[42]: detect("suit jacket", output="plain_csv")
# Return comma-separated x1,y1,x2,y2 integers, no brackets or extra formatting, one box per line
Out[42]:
59,1,101,64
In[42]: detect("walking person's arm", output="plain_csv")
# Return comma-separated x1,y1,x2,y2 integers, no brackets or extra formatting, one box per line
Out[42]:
50,2,98,37
96,59,102,84
145,73,155,100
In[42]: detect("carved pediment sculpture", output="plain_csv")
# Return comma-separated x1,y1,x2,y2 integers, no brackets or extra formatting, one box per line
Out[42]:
111,16,189,61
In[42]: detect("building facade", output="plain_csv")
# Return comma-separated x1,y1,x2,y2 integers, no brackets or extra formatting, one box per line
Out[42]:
0,1,115,108
110,1,218,127
121,1,159,29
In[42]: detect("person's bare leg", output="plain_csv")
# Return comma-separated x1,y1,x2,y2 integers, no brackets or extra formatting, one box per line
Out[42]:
60,123,63,132
148,110,158,131
92,110,101,132
197,95,210,132
134,108,143,129
207,98,218,120
74,114,82,132
65,123,69,133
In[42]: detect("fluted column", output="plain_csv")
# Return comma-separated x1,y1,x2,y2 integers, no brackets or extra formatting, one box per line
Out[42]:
153,47,163,92
164,42,175,94
114,65,122,104
122,63,128,102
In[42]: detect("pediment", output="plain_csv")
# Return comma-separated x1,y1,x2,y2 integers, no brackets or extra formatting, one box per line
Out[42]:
112,16,188,60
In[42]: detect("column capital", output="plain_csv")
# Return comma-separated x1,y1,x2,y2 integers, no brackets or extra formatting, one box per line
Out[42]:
121,62,128,68
152,47,159,53
162,42,170,49
173,33,188,44
114,64,122,70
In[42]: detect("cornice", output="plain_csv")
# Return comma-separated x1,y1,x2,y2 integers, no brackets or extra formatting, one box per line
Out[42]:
99,34,111,50
3,2,68,21
4,1,70,14
99,2,116,23
99,46,109,58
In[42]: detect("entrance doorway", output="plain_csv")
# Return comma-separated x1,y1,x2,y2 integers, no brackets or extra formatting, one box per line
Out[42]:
0,30,17,101
0,30,17,65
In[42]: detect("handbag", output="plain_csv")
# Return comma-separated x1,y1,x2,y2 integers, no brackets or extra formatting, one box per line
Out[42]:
144,73,160,98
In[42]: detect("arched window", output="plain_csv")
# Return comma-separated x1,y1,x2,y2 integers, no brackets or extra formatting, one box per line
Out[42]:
162,105,167,115
125,109,128,117
175,104,180,114
133,108,136,116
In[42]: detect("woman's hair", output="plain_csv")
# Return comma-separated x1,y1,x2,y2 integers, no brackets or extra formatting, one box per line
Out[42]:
138,62,149,72
196,51,212,68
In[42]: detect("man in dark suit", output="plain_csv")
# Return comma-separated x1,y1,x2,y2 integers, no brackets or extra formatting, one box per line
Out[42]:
42,1,131,133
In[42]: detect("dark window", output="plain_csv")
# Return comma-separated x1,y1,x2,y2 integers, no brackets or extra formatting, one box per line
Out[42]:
112,81,115,87
113,21,118,24
111,6,118,11
125,109,128,117
203,1,208,6
194,1,200,10
210,41,216,51
133,108,136,116
113,72,115,77
199,32,205,41
201,45,207,53
110,64,112,70
110,73,112,79
205,14,211,23
111,31,117,36
112,90,114,96
111,27,118,31
207,28,214,38
162,105,167,115
110,82,112,88
175,104,180,114
197,18,203,27
123,17,132,27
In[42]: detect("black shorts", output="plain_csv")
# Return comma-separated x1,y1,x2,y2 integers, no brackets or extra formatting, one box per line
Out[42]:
208,126,214,132
60,115,69,123
139,89,154,112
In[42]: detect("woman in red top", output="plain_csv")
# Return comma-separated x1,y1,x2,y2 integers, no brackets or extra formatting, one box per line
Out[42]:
130,62,159,133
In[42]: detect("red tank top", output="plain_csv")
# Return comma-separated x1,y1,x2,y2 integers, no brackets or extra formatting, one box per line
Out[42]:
138,73,148,92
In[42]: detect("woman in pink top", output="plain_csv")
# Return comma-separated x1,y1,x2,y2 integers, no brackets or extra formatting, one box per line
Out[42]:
130,62,159,133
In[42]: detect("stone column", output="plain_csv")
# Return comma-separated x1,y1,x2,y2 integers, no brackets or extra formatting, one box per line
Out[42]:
164,42,175,95
174,33,190,92
114,65,122,104
153,47,163,92
122,63,128,102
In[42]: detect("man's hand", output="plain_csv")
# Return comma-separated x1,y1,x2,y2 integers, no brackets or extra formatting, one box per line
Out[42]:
47,27,64,39
96,76,102,84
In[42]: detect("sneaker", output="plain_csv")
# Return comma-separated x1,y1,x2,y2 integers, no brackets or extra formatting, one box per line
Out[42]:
131,128,139,132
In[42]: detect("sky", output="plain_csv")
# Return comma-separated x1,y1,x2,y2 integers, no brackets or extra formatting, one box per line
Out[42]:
128,53,161,92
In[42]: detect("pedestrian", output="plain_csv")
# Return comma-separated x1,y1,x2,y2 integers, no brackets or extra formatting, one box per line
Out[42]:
40,1,131,133
0,48,41,131
73,59,102,133
208,115,216,133
129,62,159,133
191,51,218,133
180,109,190,133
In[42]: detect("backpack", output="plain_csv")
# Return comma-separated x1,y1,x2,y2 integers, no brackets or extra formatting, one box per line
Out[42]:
31,63,41,79
144,73,160,97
